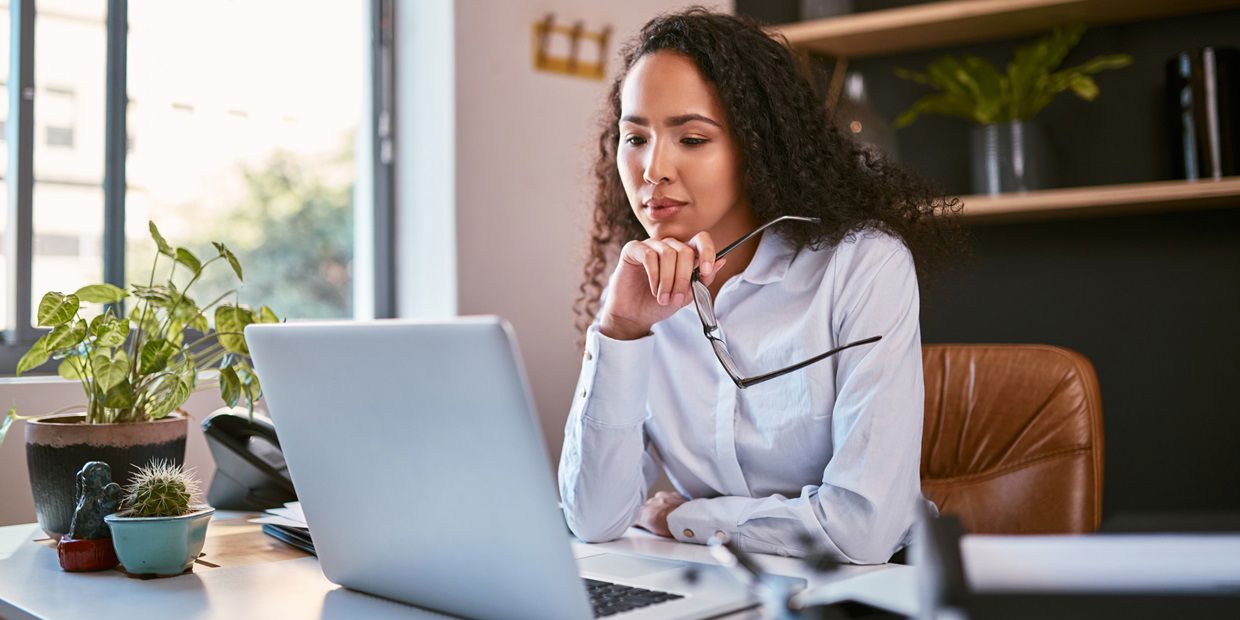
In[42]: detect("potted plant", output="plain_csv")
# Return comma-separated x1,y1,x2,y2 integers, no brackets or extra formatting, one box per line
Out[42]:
105,459,215,577
894,24,1132,194
1,221,277,539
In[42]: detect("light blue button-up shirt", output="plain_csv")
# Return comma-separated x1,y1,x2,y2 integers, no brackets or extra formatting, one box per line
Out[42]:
558,228,927,564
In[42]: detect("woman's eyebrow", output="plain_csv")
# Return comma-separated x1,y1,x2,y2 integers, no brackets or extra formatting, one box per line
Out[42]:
620,113,721,128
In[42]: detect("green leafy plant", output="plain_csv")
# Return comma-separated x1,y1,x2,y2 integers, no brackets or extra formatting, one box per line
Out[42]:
0,222,279,443
894,24,1132,128
121,459,202,517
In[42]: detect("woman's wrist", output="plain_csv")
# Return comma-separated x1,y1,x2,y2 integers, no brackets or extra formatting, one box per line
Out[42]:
599,314,651,341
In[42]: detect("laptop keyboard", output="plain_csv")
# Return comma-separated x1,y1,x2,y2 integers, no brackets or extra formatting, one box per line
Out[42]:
584,578,684,617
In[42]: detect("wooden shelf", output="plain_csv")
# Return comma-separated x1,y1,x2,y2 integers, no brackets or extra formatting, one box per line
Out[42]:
773,0,1240,59
958,177,1240,222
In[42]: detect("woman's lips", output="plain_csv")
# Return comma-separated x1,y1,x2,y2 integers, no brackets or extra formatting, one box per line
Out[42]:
644,199,687,222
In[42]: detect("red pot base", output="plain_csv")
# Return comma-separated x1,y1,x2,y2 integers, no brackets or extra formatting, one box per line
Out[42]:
57,535,119,572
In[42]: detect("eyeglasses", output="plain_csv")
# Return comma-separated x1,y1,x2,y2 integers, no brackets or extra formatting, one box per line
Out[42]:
690,215,882,389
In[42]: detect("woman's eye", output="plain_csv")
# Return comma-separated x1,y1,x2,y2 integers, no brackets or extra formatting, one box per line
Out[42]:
681,137,707,146
624,135,647,146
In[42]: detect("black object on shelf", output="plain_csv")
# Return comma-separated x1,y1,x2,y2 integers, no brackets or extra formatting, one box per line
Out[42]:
202,410,297,511
1166,47,1239,180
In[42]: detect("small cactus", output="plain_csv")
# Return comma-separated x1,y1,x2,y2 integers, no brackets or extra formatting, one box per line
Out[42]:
122,459,201,517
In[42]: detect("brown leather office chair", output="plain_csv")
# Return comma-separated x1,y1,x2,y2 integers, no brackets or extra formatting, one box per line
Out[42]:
920,344,1104,534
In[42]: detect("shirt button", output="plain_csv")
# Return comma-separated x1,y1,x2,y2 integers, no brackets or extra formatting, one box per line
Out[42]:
682,528,695,539
713,530,728,541
585,351,593,361
581,389,588,398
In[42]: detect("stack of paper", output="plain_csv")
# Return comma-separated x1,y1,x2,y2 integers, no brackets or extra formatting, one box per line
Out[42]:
250,502,314,555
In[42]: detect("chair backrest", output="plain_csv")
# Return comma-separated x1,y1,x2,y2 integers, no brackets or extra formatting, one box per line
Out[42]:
921,344,1104,534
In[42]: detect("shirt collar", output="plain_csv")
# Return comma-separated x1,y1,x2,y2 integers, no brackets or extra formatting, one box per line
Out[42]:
737,230,797,286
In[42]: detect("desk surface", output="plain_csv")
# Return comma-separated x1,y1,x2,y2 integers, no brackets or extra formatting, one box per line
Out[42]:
0,512,916,619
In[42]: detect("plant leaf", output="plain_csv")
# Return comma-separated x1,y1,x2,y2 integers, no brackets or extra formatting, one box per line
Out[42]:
58,357,87,380
94,351,131,393
258,305,280,324
0,406,30,446
146,376,191,420
75,283,130,304
140,338,176,374
131,284,178,306
89,314,131,348
1066,73,1099,100
149,221,175,257
37,292,80,327
16,338,51,375
45,319,88,352
100,380,135,409
214,305,255,355
213,242,244,282
174,248,202,274
219,366,241,407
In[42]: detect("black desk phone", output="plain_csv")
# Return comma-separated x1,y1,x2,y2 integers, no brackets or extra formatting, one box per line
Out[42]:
202,409,297,510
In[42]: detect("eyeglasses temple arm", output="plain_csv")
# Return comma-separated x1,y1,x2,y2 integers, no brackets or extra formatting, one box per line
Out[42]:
737,334,882,388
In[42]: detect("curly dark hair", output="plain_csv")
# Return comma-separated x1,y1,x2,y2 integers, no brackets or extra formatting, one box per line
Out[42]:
575,7,964,332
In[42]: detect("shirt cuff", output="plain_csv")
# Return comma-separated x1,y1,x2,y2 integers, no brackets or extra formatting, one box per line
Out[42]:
578,324,655,427
666,499,736,545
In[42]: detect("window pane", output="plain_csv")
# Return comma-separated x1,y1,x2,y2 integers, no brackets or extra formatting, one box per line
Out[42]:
0,9,9,331
31,1,107,326
126,1,361,320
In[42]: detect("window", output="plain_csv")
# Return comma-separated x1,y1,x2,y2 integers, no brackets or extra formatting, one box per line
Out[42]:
32,2,105,327
1,0,390,374
126,0,362,319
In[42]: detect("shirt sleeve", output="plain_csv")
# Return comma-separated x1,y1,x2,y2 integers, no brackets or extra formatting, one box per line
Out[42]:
558,322,663,543
666,238,925,564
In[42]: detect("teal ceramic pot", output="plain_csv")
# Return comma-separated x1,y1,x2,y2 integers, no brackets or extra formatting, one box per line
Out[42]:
105,506,215,576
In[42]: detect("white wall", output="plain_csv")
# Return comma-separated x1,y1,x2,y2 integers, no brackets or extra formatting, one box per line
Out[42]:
415,0,731,467
0,378,225,526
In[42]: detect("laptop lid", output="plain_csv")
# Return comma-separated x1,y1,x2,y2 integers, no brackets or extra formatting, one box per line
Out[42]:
247,317,594,620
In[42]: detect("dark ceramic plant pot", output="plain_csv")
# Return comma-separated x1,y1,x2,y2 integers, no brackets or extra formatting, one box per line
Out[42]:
25,413,188,539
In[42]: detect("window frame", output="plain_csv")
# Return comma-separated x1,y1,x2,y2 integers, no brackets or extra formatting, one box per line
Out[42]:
0,0,395,375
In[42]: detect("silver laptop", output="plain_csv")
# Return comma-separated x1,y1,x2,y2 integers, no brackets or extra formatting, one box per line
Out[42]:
246,317,759,619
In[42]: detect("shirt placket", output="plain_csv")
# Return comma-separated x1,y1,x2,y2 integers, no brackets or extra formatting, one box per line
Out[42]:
710,283,753,497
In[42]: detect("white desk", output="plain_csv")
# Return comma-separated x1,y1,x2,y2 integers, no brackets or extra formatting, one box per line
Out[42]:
0,512,917,619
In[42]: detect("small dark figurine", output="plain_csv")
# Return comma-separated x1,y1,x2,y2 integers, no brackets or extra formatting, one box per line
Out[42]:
57,461,122,572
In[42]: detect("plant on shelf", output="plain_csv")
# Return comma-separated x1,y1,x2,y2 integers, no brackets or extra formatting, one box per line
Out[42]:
893,23,1133,194
893,23,1132,128
105,459,216,577
1,221,279,443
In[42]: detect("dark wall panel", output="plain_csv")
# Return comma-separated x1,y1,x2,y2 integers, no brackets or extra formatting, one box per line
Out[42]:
921,209,1240,519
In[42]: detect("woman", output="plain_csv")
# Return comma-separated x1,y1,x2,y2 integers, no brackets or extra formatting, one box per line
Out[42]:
558,8,960,564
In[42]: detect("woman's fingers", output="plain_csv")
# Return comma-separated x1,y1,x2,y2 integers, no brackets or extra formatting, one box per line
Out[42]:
648,240,678,305
663,238,695,306
687,231,717,277
622,234,724,306
621,240,661,299
698,258,727,287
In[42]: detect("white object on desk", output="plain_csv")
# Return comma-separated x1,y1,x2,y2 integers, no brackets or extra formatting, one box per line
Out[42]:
963,534,1240,593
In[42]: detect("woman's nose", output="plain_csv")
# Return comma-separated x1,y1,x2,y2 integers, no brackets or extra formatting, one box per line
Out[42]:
642,139,673,185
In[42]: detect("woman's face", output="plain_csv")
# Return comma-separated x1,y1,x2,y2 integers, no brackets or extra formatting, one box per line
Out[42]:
617,51,751,242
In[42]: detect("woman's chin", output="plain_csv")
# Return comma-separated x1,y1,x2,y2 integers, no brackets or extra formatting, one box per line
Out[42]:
643,221,696,242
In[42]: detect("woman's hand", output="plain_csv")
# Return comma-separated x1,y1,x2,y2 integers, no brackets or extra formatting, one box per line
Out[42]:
635,491,688,538
599,231,725,340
